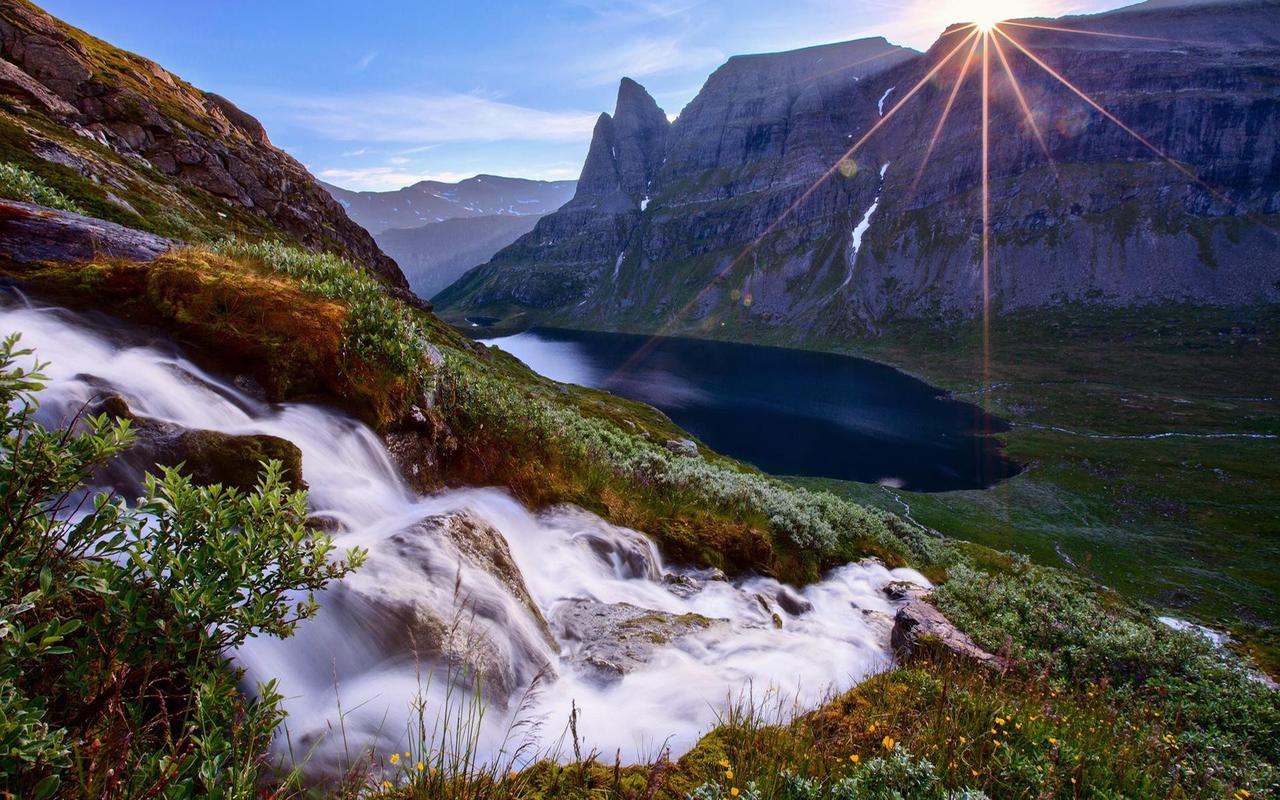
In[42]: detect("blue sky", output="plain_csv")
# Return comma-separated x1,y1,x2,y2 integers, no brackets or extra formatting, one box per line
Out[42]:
39,0,1128,190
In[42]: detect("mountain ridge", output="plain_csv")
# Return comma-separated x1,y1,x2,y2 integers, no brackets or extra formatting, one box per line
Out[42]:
0,0,406,288
436,4,1280,341
322,174,576,235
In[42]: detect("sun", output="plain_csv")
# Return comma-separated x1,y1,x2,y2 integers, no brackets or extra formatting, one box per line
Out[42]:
969,0,1028,31
926,0,1055,34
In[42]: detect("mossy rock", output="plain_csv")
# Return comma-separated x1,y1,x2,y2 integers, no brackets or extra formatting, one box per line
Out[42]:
172,429,304,493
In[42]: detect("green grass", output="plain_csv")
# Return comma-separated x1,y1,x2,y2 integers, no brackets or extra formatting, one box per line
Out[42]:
798,304,1280,672
0,161,83,213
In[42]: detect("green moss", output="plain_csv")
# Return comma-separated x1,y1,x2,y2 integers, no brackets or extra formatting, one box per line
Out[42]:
171,430,304,493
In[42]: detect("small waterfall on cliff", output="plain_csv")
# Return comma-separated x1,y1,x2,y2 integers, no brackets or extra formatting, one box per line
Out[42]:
1,298,929,773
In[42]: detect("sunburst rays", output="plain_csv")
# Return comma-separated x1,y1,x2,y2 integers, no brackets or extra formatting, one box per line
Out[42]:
606,11,1253,422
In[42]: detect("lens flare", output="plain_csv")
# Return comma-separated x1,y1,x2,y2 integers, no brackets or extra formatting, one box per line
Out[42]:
608,10,1263,407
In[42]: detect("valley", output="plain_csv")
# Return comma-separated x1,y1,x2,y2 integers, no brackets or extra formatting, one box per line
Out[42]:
0,0,1275,797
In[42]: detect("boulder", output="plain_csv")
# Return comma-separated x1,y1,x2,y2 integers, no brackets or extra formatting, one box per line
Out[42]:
341,510,558,700
89,393,304,494
0,199,173,265
665,438,699,457
393,512,551,643
886,585,1006,670
552,599,725,677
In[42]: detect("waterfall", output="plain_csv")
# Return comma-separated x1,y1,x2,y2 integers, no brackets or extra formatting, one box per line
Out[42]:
1,296,929,773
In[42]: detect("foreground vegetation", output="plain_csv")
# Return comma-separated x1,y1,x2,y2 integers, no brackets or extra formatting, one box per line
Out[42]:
0,336,362,797
2,238,1275,797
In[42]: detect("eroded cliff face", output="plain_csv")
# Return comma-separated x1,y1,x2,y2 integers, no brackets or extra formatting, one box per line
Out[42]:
437,2,1280,341
0,0,405,288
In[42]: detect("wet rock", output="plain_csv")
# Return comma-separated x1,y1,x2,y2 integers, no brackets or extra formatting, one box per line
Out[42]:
665,438,699,457
883,580,930,603
90,393,304,494
886,585,1005,671
392,512,553,647
383,428,444,494
661,572,702,599
342,510,557,700
770,586,814,616
552,600,725,677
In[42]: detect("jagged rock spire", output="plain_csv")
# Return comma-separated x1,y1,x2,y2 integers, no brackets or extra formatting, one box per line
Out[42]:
568,78,669,212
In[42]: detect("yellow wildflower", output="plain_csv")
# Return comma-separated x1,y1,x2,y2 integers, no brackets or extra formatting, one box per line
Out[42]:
389,753,400,765
996,717,1006,726
730,788,740,798
719,759,731,769
416,762,424,771
725,770,734,780
959,736,967,744
881,735,895,750
1048,737,1058,745
849,754,860,764
971,769,979,777
382,780,391,789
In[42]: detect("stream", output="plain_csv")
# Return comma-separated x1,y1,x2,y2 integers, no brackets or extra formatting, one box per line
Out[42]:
3,296,929,773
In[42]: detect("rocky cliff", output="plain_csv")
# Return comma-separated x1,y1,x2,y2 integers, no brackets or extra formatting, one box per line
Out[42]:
436,2,1280,341
0,0,405,288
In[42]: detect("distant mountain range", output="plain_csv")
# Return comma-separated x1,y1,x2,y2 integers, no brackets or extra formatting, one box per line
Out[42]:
376,215,544,300
435,0,1280,342
322,175,575,299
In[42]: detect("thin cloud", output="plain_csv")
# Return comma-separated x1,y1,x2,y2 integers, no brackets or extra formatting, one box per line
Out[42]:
568,36,724,87
351,51,379,72
317,165,473,191
568,0,705,22
280,92,599,144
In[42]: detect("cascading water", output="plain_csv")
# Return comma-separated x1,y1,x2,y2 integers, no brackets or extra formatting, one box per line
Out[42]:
2,296,930,774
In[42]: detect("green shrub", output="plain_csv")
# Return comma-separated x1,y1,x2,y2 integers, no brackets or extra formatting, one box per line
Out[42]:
933,559,1280,796
0,161,84,213
0,333,365,797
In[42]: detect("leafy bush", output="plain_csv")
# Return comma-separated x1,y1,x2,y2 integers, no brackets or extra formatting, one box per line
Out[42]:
0,161,84,213
0,333,365,797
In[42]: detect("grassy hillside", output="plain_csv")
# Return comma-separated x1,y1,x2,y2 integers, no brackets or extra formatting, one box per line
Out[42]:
1,234,1275,797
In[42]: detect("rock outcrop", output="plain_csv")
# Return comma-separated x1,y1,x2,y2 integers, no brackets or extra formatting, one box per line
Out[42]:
884,582,1006,670
0,0,405,288
438,2,1280,342
0,198,173,265
339,510,558,699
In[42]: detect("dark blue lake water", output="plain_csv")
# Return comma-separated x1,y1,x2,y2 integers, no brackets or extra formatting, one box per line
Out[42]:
480,327,1019,492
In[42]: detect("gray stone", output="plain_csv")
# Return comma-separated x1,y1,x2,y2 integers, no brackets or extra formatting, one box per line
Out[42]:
887,586,1006,671
552,600,725,677
665,438,699,457
0,199,173,264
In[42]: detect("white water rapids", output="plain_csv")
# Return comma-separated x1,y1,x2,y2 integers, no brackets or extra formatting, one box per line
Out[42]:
2,296,928,773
